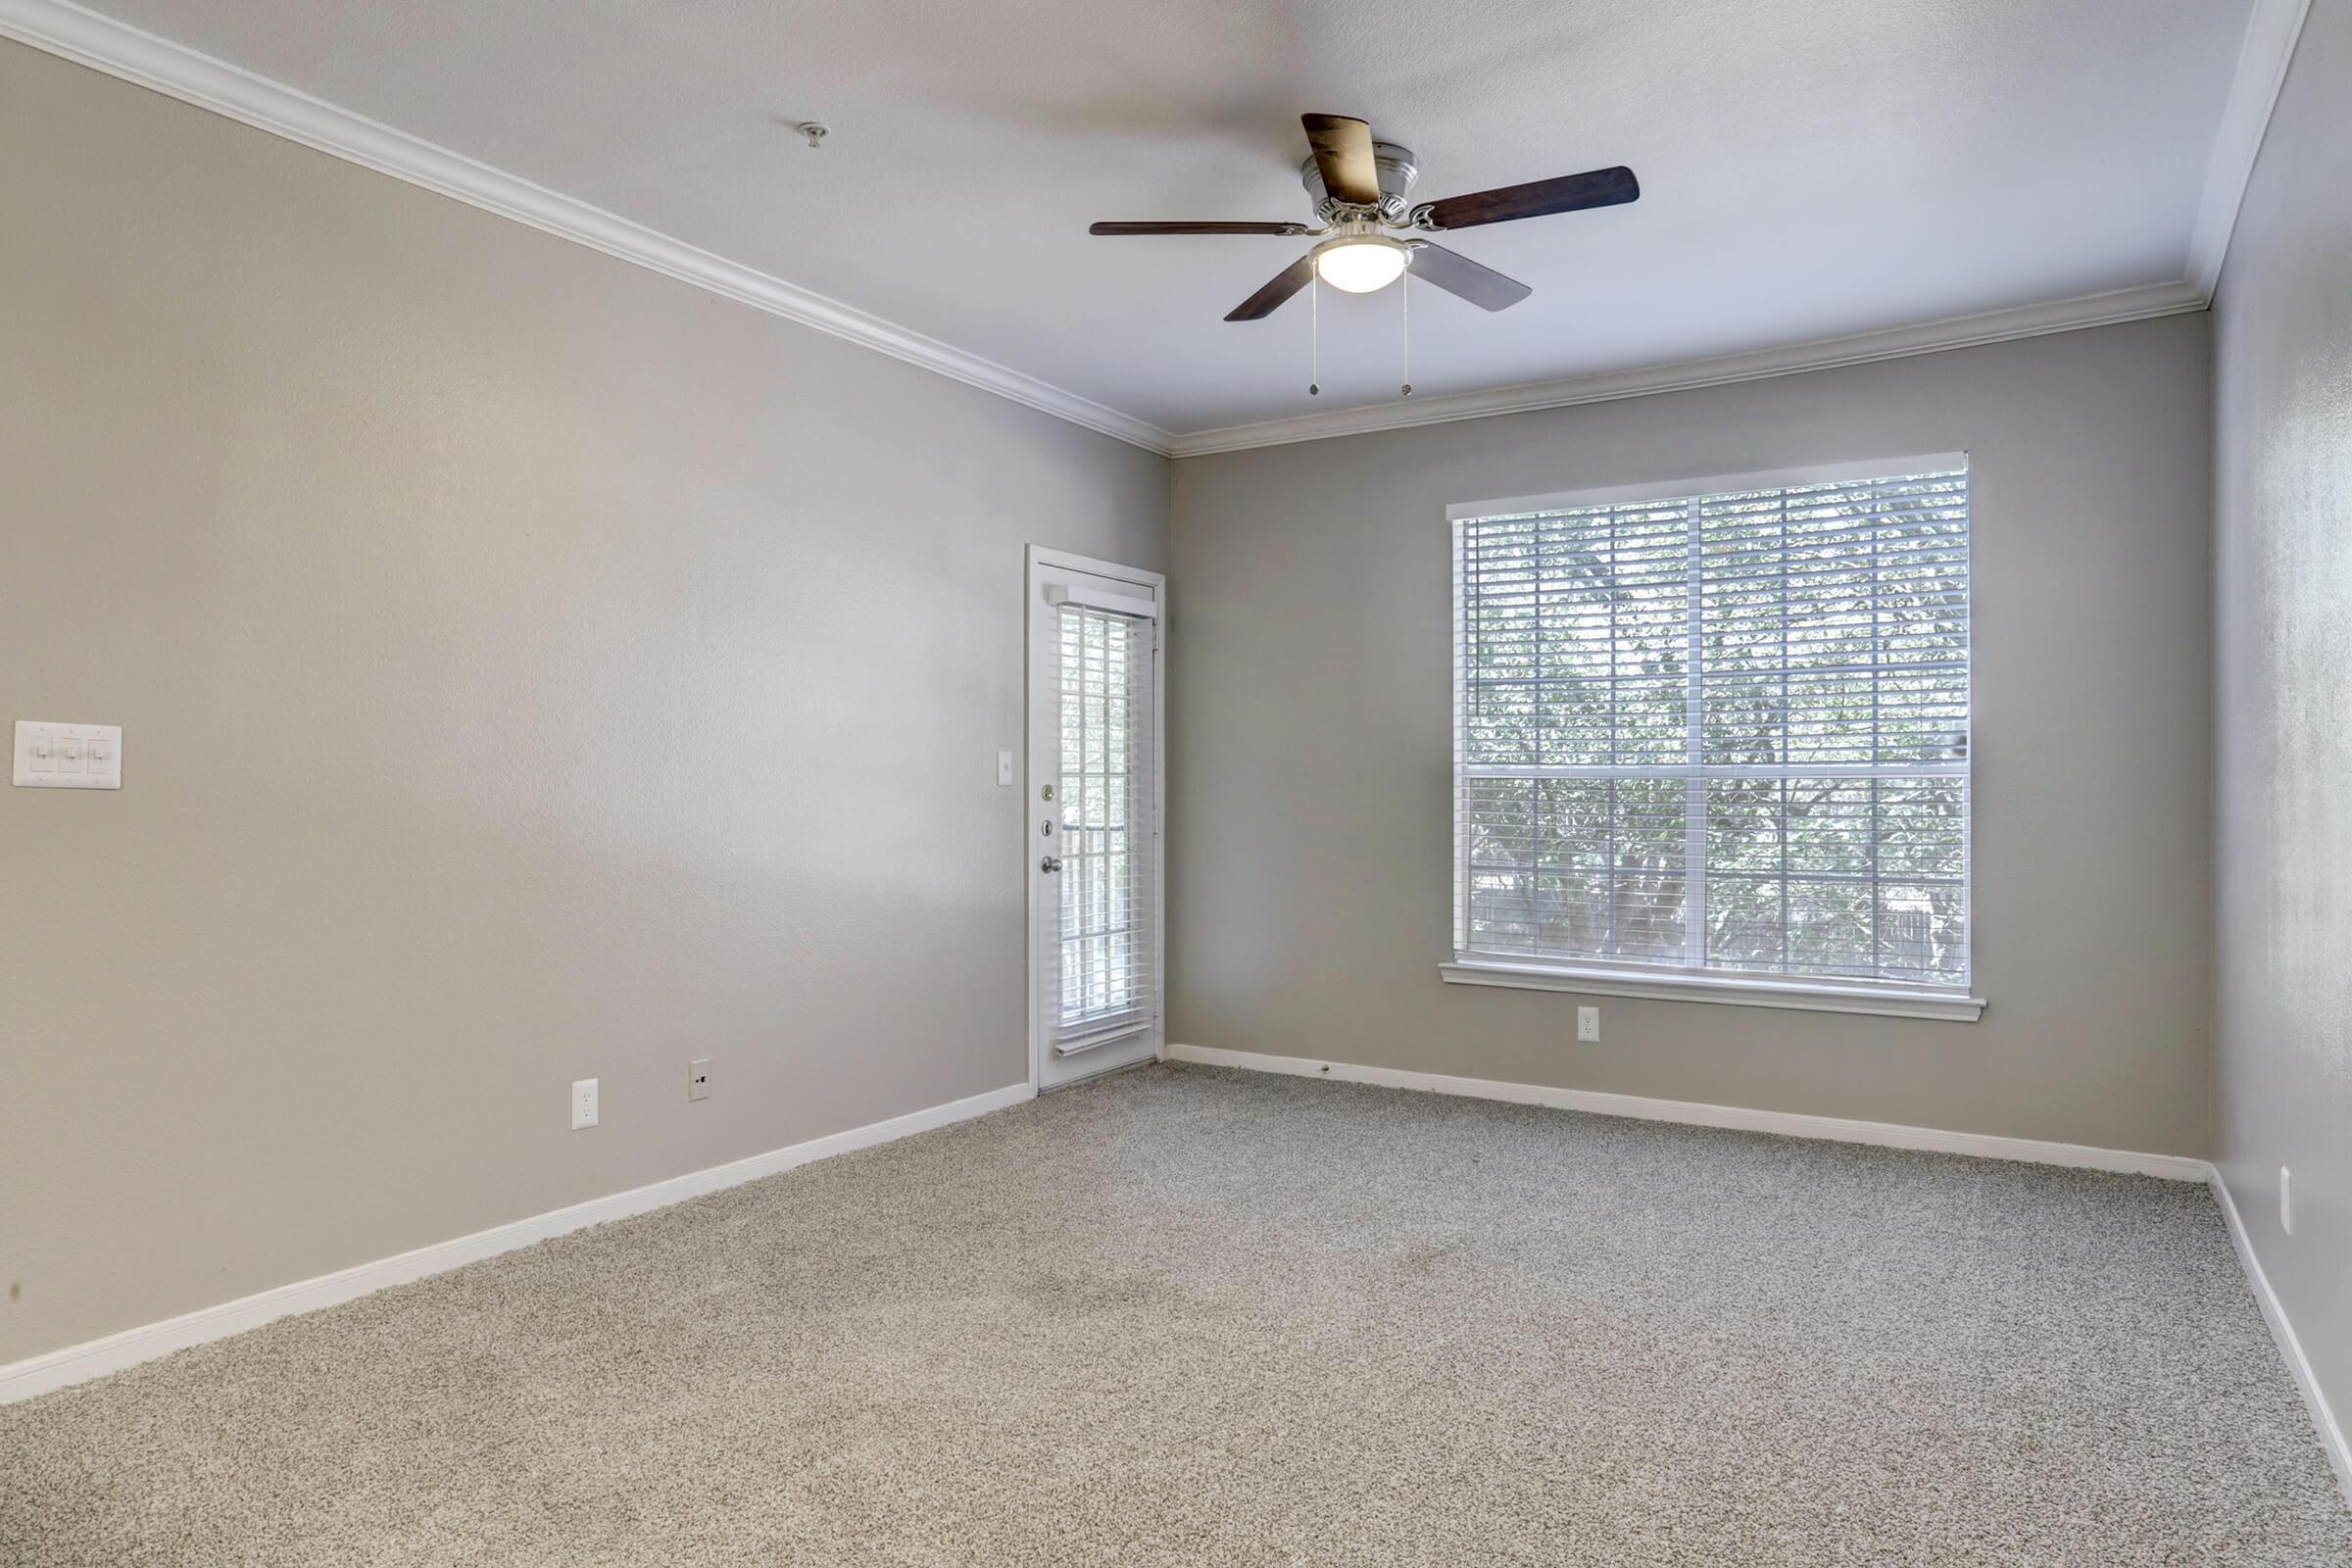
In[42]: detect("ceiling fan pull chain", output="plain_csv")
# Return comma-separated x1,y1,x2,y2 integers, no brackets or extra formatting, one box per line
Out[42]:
1308,272,1320,396
1400,267,1412,398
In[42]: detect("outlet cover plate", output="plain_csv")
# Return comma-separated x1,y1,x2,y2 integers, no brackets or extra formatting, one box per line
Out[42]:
688,1057,711,1102
571,1077,599,1130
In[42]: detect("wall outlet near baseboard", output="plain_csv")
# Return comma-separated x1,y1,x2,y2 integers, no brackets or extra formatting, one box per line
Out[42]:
2279,1166,2292,1234
688,1057,711,1102
1576,1005,1600,1043
571,1078,599,1130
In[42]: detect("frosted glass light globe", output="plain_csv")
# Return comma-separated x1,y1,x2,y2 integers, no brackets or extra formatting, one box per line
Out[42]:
1315,238,1407,294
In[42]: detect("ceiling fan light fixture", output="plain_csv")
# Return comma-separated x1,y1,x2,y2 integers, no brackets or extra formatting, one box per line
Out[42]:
1313,236,1408,294
1096,113,1636,324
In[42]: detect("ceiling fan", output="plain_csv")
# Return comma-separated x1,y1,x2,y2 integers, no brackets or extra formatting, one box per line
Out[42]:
1090,113,1639,320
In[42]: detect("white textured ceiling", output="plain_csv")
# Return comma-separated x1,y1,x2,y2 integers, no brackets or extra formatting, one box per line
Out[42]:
74,0,2251,436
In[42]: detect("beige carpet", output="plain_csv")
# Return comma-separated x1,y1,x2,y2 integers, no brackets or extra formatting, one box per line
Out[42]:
3,1063,2347,1566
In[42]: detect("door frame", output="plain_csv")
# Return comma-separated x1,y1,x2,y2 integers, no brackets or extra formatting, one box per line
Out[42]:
1024,545,1168,1092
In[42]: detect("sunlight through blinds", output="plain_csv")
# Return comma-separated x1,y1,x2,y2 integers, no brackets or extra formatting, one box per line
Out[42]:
1043,602,1157,1053
1452,465,1970,992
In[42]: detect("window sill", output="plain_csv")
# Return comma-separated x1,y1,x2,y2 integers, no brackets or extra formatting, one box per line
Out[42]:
1439,960,1985,1022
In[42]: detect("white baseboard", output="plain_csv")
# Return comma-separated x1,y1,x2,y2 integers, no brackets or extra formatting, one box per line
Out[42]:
11,1054,2343,1512
1165,1044,2211,1181
1171,1044,2352,1499
2211,1170,2352,1506
0,1080,1034,1405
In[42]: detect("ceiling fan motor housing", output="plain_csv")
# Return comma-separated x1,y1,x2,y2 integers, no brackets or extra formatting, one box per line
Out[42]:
1300,141,1418,221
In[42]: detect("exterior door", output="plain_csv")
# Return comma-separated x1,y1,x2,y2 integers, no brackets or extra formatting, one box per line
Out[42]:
1026,548,1164,1091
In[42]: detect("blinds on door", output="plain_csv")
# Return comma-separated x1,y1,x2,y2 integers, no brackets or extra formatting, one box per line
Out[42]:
1452,463,1970,993
1044,601,1157,1053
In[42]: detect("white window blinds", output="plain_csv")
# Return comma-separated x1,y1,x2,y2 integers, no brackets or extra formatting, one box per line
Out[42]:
1452,463,1970,994
1044,602,1157,1053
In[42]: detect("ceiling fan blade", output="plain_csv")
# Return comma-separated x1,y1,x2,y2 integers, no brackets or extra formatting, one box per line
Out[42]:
1224,255,1317,321
1301,113,1381,206
1407,243,1533,312
1089,220,1310,236
1420,166,1640,230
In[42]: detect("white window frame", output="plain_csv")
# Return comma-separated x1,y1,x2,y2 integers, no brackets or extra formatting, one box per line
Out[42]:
1024,546,1169,1090
1442,455,1984,1023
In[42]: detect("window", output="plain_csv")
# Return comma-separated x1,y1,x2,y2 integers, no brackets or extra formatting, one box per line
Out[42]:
1447,459,1975,1016
1050,601,1155,1049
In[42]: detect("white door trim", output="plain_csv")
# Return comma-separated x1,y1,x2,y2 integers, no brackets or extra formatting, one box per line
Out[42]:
1024,547,1167,1092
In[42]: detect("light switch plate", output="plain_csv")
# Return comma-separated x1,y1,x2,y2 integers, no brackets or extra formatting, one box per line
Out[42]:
15,721,122,789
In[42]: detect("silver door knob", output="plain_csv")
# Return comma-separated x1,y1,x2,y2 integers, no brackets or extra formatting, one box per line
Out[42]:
1040,856,1063,873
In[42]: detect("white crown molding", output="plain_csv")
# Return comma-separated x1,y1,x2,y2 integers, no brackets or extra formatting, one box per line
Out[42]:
2187,0,2314,297
1166,279,2209,457
0,0,2310,462
0,0,1174,454
1167,0,2312,459
1166,1044,2212,1181
0,1079,1035,1403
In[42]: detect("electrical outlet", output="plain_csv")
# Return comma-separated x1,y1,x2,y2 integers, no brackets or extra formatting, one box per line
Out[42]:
570,1078,599,1130
1576,1005,1600,1043
688,1057,711,1102
2280,1166,2293,1235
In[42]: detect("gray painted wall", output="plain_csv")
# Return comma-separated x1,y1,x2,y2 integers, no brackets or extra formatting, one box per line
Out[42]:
0,20,2270,1386
1170,315,2213,1155
0,42,1166,1362
2212,0,2352,1454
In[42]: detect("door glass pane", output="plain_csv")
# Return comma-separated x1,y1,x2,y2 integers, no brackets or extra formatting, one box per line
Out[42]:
1056,605,1151,1035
